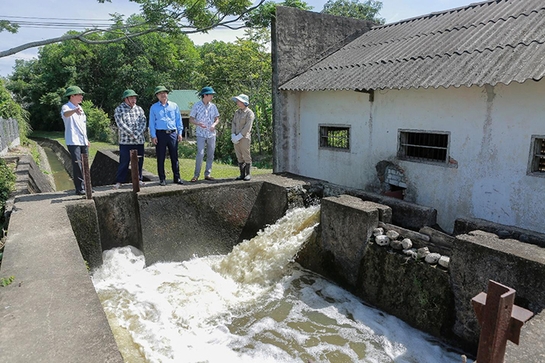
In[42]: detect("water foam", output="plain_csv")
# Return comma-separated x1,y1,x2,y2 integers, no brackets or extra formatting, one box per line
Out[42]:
92,206,469,363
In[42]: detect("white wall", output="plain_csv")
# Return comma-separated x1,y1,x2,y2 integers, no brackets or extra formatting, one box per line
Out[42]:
286,81,545,233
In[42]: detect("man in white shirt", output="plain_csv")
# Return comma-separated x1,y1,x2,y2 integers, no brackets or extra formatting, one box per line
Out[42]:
61,85,89,195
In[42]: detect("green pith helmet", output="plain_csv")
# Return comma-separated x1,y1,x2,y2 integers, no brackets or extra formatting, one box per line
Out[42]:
154,86,169,95
122,89,138,100
64,86,85,98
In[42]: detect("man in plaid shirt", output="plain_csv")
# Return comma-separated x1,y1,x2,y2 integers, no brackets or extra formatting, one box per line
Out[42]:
113,89,147,189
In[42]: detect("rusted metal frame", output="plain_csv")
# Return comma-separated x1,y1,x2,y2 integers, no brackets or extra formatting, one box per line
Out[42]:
472,280,534,363
81,153,92,200
130,149,140,193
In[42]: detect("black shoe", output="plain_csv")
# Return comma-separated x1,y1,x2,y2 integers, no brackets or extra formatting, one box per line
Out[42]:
76,190,86,195
159,180,167,186
175,179,184,185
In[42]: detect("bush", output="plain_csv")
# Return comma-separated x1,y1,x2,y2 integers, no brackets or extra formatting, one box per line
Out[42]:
81,100,114,143
0,159,15,211
0,79,31,144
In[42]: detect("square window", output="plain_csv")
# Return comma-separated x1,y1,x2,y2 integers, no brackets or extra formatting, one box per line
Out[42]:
319,125,350,150
398,130,449,163
529,136,545,173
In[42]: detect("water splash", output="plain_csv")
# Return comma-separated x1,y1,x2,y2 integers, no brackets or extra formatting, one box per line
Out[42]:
214,205,320,284
92,206,468,363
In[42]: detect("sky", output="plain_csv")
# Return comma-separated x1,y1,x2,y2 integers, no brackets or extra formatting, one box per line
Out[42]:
0,0,474,77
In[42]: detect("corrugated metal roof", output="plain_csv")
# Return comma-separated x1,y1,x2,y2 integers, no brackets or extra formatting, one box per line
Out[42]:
279,0,545,91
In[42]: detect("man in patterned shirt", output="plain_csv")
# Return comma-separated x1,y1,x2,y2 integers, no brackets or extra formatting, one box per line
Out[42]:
113,89,147,189
189,86,220,182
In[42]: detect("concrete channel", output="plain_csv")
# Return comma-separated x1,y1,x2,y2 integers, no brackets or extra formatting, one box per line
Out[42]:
1,149,544,362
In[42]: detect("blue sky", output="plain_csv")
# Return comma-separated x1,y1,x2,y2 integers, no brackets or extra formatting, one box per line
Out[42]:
0,0,473,76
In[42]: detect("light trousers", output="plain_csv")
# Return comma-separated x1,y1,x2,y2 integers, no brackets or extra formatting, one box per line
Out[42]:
194,135,216,177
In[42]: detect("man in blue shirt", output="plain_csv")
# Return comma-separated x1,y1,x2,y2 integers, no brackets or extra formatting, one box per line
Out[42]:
149,86,184,185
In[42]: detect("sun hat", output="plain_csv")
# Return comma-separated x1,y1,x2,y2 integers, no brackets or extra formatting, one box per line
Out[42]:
64,86,85,98
154,86,169,95
198,86,216,96
232,94,249,106
122,89,138,99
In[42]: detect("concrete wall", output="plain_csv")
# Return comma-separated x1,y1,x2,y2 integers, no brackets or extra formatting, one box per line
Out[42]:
139,181,289,265
90,178,299,266
277,81,545,233
272,7,375,175
297,195,457,344
450,231,545,345
297,193,545,355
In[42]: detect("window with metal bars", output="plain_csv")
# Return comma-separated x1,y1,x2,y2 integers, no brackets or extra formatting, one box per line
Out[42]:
530,137,545,173
319,125,350,150
398,130,449,163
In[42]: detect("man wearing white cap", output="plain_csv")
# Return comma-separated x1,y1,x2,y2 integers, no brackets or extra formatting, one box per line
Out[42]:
231,94,255,181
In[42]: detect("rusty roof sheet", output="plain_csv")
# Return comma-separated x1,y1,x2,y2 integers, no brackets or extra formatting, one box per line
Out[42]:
279,0,545,91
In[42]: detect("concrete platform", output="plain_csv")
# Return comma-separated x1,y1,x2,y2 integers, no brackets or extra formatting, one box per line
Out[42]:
0,191,123,363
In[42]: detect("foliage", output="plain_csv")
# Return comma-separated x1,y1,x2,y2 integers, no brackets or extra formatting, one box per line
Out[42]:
245,0,313,28
81,100,114,143
0,275,15,287
8,19,277,166
322,0,385,23
0,0,265,58
0,159,16,211
194,30,273,164
29,141,41,167
0,79,31,144
7,16,201,131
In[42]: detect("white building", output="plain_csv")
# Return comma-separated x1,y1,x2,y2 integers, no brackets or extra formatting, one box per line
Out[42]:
272,1,545,234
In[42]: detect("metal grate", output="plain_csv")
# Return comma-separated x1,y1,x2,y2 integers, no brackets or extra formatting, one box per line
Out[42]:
319,126,350,150
399,131,448,162
534,138,545,172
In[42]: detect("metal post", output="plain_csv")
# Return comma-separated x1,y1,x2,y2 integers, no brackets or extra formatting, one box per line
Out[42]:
472,280,534,363
81,153,92,199
130,149,140,193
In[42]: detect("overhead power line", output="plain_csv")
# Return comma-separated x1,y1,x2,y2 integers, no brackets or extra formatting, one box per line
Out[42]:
1,14,116,30
1,15,114,21
1,14,246,32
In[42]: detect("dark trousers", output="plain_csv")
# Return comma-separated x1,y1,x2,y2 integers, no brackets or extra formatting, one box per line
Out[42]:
68,145,88,193
156,131,180,181
116,144,144,183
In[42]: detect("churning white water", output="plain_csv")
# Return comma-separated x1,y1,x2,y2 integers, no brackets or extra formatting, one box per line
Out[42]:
92,206,466,363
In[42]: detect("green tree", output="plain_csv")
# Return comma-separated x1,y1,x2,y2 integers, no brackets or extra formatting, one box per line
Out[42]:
0,158,16,212
322,0,385,23
82,100,113,143
245,0,313,28
195,30,272,165
7,16,201,132
0,0,266,58
0,79,31,143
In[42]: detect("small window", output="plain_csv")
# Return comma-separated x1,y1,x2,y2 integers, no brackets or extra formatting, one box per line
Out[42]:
319,125,350,150
398,130,449,163
529,136,545,173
